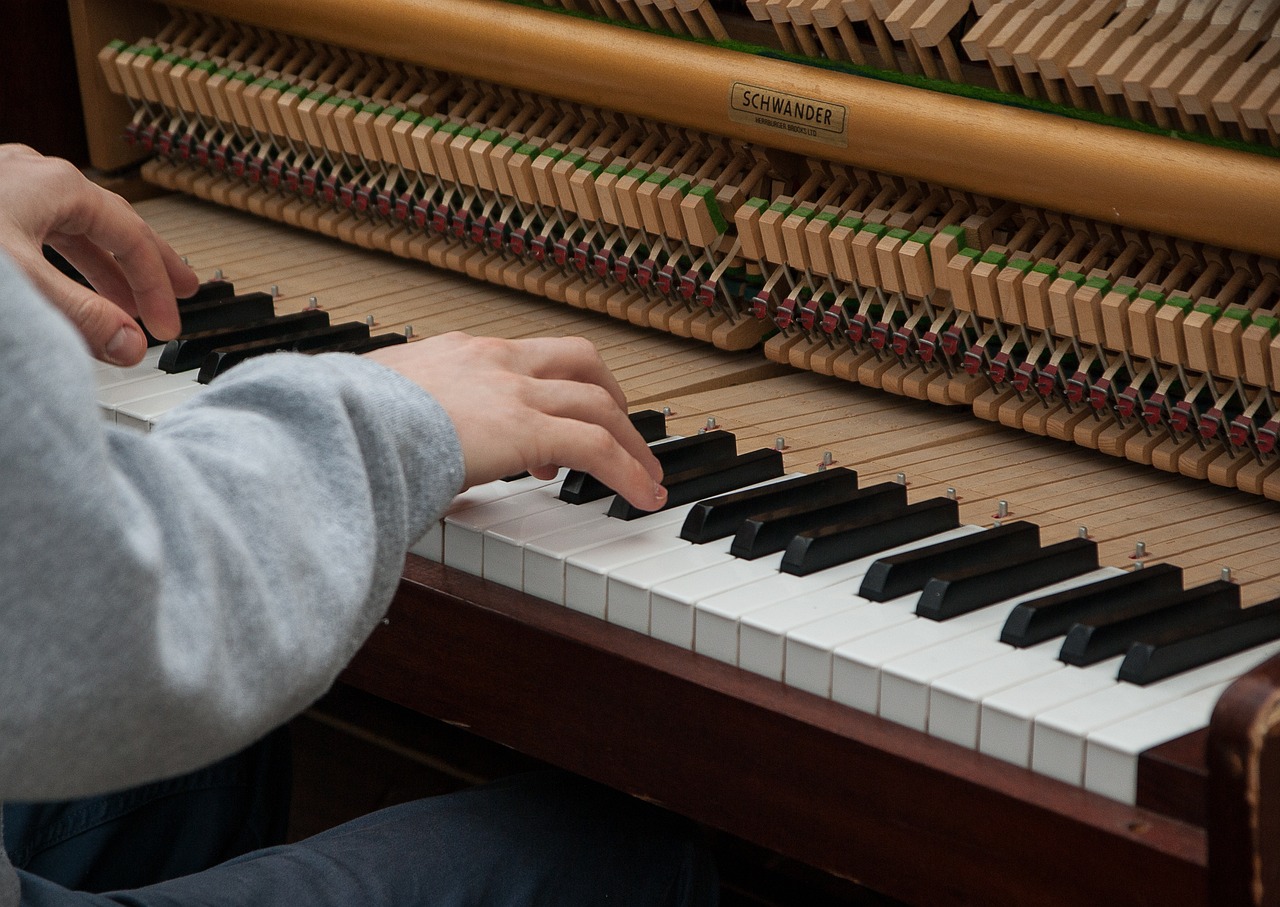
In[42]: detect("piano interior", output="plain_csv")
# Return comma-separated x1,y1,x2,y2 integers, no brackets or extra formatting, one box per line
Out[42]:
65,0,1280,903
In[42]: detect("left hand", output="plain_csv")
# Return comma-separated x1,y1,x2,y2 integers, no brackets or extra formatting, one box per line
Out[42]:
0,144,198,364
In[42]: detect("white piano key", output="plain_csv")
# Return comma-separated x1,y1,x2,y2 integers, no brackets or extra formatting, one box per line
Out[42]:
92,346,166,385
564,523,695,619
781,596,918,693
481,499,615,589
833,570,1116,717
412,474,560,563
1032,640,1280,786
650,557,778,649
979,660,1124,768
1084,682,1230,804
605,539,737,634
742,524,977,680
878,569,1121,732
442,478,567,574
98,371,200,419
524,504,694,605
115,384,206,431
692,553,890,665
928,640,1069,749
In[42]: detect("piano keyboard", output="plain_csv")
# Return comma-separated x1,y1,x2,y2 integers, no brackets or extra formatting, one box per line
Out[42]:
105,193,1280,813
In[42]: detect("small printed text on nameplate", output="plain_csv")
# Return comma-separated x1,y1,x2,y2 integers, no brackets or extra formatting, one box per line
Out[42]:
728,82,848,148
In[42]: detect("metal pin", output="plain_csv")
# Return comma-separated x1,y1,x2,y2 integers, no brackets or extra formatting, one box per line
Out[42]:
1222,566,1233,583
822,451,834,467
662,406,672,416
270,284,280,298
817,462,826,471
995,500,1008,519
214,268,223,280
705,416,717,431
181,256,189,266
1078,526,1089,539
1132,541,1146,559
404,325,414,339
775,437,786,450
895,472,906,485
1133,560,1144,570
365,315,375,327
946,487,956,501
307,295,319,310
993,519,1002,528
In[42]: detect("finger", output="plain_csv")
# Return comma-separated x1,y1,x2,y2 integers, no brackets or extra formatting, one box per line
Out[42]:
47,234,140,317
35,267,148,365
530,414,667,512
510,336,629,411
525,378,664,483
60,191,188,340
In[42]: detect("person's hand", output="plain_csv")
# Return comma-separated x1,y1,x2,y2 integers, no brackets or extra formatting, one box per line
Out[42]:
0,144,198,365
368,333,667,512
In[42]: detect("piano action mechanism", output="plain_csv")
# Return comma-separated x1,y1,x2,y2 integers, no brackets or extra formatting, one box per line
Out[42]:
66,0,1280,902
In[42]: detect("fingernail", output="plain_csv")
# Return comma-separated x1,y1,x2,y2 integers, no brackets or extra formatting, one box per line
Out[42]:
105,324,140,365
653,482,667,505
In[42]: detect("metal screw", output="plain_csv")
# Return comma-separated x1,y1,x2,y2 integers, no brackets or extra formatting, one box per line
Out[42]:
1078,526,1089,539
404,325,415,339
995,500,1009,519
946,487,956,500
270,284,280,297
365,315,375,327
1222,566,1233,583
895,472,906,485
1132,541,1146,559
662,406,672,416
706,416,717,431
775,437,786,450
822,451,834,467
1133,560,1144,570
307,295,319,310
214,268,223,280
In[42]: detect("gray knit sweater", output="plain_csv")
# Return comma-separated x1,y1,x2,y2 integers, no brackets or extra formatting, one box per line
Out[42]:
0,252,465,905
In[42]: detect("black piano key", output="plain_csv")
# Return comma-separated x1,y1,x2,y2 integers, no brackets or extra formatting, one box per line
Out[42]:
729,482,906,560
999,563,1185,648
781,497,960,576
559,430,737,504
178,291,275,335
629,409,668,443
1119,596,1280,685
1058,580,1240,667
158,310,330,373
915,537,1099,621
141,280,240,346
858,522,1041,603
320,332,409,355
680,467,859,544
43,245,92,287
177,279,236,307
196,321,372,383
607,448,785,520
501,410,666,483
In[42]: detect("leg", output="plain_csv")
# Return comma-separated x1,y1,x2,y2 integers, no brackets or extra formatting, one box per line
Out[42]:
5,728,290,893
19,771,717,907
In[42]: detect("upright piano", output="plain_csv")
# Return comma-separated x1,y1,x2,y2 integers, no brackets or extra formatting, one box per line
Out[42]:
66,0,1280,902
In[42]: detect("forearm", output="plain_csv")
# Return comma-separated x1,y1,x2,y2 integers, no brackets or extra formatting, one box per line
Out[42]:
0,255,462,799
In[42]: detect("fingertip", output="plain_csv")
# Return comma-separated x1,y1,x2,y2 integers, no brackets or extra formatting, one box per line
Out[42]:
104,322,146,366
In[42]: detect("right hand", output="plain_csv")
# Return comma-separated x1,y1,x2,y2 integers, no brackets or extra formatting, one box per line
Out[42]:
368,333,667,512
0,144,198,365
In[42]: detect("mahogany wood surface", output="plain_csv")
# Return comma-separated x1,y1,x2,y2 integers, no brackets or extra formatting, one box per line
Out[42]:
342,556,1210,907
1210,659,1280,906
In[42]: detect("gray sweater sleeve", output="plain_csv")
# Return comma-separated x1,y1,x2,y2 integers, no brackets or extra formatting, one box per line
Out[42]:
0,252,465,800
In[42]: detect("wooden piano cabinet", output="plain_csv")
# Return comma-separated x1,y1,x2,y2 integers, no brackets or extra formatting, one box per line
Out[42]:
342,556,1221,907
1211,656,1280,905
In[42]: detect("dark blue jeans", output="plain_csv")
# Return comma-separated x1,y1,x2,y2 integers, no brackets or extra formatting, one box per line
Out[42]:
5,731,717,906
